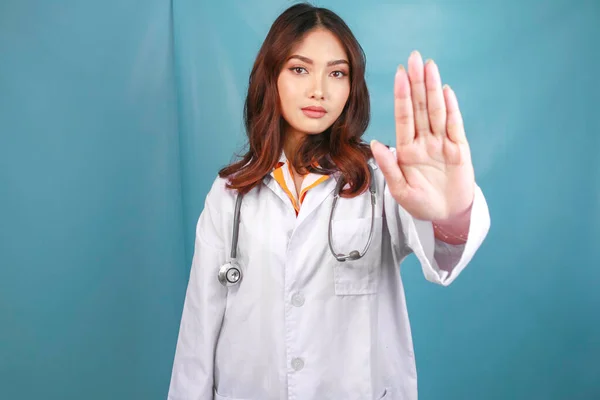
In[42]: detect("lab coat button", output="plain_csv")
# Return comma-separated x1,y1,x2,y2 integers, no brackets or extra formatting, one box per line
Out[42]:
291,357,304,371
291,292,305,307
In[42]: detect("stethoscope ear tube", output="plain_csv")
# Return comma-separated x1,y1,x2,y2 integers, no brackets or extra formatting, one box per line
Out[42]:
328,164,376,262
218,192,244,287
230,192,244,260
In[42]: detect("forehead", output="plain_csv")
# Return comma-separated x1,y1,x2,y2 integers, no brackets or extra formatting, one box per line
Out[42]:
290,28,348,61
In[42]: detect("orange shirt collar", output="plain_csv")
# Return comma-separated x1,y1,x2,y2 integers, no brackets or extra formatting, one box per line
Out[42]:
270,152,329,215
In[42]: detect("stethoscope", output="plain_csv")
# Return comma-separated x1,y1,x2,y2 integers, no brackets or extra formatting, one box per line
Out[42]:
218,164,377,287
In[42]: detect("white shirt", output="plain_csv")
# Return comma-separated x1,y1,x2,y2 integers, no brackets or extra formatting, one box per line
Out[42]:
167,151,491,400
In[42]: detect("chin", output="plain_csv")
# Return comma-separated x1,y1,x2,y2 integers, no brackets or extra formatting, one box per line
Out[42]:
296,128,329,137
303,129,327,136
294,120,333,136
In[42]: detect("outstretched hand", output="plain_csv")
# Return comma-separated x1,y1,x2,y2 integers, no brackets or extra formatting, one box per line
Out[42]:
371,51,475,222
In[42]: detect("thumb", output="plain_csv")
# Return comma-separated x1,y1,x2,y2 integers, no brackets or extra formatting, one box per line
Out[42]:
370,140,408,198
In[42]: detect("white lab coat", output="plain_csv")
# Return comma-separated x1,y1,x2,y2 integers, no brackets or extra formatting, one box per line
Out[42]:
168,153,490,400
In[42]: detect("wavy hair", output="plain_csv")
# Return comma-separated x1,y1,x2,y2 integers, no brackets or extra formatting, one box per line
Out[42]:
219,2,372,198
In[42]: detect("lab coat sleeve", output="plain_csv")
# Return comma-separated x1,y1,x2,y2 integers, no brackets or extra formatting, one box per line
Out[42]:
168,178,228,399
384,181,490,286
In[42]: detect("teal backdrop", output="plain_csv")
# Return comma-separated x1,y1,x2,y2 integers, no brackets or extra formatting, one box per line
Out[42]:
1,0,598,399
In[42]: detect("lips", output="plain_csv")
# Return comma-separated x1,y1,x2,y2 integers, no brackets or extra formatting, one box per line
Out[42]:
302,106,326,112
301,106,327,119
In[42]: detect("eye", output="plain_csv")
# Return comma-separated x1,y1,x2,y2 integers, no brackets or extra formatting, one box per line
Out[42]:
290,67,307,74
331,70,347,78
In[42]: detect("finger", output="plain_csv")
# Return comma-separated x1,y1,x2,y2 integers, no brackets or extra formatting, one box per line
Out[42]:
394,65,414,146
370,139,408,197
443,84,466,143
407,50,430,138
425,59,446,136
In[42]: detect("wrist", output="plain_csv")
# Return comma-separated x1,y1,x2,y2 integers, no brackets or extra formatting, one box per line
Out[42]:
432,200,473,244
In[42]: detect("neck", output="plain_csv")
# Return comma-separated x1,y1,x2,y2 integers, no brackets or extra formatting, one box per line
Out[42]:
283,125,305,165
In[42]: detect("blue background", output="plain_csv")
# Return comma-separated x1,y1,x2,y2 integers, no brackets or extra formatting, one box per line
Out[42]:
1,0,598,399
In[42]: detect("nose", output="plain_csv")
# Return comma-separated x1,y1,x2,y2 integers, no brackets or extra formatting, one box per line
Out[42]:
309,75,325,100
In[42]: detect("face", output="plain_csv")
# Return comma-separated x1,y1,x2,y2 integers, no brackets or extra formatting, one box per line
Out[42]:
277,28,351,142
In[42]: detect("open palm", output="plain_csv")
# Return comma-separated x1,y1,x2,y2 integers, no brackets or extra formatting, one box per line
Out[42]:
371,51,475,222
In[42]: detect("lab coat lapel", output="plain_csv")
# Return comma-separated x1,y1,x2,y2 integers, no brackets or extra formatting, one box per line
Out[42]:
262,175,296,214
296,173,340,227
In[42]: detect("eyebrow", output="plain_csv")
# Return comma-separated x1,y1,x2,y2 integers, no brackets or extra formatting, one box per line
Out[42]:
288,54,349,67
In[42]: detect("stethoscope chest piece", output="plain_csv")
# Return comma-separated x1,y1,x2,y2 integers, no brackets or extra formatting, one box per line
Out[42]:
218,261,242,286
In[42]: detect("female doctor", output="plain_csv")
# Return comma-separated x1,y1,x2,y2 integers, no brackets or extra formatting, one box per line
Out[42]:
168,3,490,400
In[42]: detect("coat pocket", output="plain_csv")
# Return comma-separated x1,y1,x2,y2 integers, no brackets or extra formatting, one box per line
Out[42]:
330,216,383,295
214,388,251,400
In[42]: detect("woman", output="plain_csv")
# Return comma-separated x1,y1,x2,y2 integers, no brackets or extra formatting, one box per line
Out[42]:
168,3,490,400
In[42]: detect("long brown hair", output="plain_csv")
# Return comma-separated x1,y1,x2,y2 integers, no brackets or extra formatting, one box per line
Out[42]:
219,2,372,198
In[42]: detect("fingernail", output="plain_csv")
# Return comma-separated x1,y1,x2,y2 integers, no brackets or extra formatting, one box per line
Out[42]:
397,64,405,73
425,58,434,65
411,50,420,57
443,84,451,91
370,139,379,146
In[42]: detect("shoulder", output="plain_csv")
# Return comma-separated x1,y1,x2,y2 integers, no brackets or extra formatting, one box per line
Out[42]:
195,175,237,240
205,174,238,210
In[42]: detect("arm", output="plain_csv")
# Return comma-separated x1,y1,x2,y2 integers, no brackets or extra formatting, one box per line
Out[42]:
384,181,490,286
168,180,228,399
